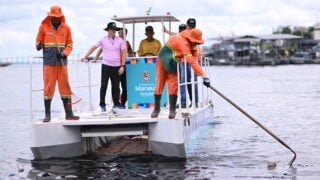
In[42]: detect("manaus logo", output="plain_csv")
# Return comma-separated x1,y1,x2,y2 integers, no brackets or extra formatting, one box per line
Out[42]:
143,71,150,82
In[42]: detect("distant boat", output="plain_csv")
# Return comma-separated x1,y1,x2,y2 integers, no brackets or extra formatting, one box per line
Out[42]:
0,63,11,67
290,52,311,64
258,58,275,66
276,57,290,65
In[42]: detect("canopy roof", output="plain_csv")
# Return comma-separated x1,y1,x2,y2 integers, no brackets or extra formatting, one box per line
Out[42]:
258,34,302,40
112,15,180,24
208,34,302,42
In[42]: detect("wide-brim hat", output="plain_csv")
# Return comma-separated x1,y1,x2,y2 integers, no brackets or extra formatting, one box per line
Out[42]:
104,22,120,31
47,6,64,18
180,28,204,44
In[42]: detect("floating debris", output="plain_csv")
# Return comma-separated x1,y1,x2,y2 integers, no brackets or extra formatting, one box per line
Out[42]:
65,175,78,179
95,137,149,154
37,172,51,177
267,161,277,170
17,164,24,173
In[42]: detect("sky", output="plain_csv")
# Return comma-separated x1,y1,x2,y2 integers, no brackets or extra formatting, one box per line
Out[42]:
1,0,320,58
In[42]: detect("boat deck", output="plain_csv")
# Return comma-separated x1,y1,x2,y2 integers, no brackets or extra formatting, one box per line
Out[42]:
32,107,202,126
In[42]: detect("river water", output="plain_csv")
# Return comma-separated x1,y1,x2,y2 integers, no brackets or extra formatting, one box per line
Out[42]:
0,64,320,179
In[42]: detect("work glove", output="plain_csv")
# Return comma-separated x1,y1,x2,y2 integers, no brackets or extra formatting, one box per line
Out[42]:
36,42,43,51
56,52,67,60
203,77,211,88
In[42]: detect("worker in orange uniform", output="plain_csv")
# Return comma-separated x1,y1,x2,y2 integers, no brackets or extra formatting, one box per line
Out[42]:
36,5,79,122
151,29,210,119
164,19,202,108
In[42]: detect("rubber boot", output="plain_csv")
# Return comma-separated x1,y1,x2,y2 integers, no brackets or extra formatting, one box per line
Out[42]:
43,99,51,123
151,95,161,118
62,97,80,120
168,95,178,119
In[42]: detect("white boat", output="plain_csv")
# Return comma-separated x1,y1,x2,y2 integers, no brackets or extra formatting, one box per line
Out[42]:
30,14,214,159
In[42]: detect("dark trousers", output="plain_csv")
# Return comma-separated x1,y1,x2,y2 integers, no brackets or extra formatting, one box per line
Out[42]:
179,62,199,106
100,64,121,107
187,74,199,104
120,68,127,106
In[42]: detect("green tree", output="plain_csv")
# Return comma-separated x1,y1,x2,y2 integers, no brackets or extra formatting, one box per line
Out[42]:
292,30,312,39
281,26,292,34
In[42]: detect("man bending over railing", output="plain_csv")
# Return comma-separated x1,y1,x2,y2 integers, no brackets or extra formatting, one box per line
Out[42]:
151,28,211,119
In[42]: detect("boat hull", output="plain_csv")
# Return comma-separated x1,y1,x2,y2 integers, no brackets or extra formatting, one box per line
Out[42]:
30,104,214,159
30,122,85,159
148,103,214,158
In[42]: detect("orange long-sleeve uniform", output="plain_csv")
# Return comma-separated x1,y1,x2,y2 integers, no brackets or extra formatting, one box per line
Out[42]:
36,15,73,99
154,35,204,95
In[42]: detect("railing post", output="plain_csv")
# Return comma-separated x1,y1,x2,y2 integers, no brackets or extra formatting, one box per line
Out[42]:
191,66,196,111
184,59,189,112
177,62,181,119
29,57,33,122
206,57,212,101
200,56,204,107
87,61,94,112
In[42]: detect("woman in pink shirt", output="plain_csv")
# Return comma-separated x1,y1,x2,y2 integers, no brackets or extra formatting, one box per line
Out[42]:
81,22,126,111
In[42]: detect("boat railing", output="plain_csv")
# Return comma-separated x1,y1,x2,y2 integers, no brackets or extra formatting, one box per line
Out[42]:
0,54,83,64
28,57,105,122
176,56,213,119
28,55,212,122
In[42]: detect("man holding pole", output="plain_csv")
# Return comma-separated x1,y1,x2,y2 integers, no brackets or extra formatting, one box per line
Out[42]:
35,5,79,122
151,28,210,119
164,18,201,108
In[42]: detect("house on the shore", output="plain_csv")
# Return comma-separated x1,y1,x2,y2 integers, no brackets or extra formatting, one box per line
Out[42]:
205,34,302,65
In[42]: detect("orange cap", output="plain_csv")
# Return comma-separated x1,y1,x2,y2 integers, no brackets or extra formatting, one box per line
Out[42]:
180,28,205,44
47,6,64,18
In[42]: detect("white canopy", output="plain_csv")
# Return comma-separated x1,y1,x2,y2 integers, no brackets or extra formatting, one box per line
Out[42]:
112,15,180,24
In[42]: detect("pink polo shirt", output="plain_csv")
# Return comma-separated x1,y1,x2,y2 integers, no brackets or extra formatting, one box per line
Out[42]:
95,36,126,67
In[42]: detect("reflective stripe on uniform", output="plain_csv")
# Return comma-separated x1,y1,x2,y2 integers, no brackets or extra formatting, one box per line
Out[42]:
44,42,66,48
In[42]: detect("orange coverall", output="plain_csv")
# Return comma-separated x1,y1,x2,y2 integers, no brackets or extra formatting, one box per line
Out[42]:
36,15,73,99
154,35,204,96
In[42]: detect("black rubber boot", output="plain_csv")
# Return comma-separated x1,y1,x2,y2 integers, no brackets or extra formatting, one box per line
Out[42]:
168,95,178,119
62,97,80,120
43,99,51,123
151,95,161,118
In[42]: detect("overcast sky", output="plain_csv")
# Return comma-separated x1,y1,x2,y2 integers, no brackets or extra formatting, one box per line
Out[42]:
1,0,320,58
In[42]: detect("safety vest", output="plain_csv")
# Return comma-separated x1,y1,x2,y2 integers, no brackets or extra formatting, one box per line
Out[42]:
36,16,72,65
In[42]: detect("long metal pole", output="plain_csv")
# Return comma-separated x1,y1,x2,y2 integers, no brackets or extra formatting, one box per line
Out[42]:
207,85,296,167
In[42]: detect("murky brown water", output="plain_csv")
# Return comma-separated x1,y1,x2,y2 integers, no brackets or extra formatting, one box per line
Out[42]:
1,64,320,179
